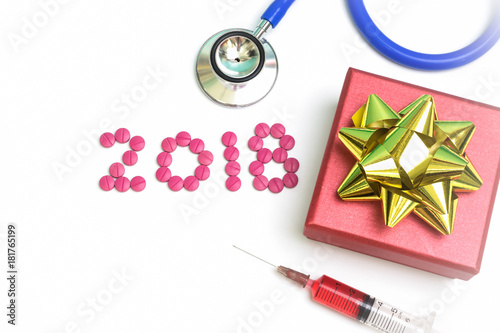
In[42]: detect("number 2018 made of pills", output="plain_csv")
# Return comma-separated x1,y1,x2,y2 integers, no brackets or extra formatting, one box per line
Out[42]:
98,124,299,193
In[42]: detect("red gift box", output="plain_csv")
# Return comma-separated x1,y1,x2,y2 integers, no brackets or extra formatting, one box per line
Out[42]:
304,68,500,280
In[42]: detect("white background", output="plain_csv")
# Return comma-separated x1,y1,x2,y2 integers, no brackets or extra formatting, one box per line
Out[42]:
1,0,500,332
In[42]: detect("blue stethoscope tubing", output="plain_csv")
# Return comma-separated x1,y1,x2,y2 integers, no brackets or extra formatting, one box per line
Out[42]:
261,0,296,28
347,0,500,70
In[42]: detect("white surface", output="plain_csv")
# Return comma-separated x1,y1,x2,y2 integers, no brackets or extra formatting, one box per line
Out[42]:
1,0,499,332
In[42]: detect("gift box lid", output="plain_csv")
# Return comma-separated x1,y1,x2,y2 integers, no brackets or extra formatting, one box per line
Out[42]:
304,68,500,280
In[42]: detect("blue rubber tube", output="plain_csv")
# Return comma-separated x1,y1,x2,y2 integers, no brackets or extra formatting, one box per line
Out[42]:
262,0,296,28
347,0,500,70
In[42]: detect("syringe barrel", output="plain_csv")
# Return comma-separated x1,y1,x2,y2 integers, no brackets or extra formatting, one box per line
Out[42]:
310,275,434,333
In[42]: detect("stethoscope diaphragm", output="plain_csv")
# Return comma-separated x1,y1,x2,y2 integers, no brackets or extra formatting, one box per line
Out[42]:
196,28,278,108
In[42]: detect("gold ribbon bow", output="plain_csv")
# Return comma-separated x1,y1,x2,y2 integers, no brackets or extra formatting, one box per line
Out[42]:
337,94,482,235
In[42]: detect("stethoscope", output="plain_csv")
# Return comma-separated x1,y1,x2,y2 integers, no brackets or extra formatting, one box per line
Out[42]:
196,0,500,108
196,0,295,108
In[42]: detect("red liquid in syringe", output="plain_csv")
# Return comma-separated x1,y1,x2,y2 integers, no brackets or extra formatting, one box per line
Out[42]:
308,275,371,320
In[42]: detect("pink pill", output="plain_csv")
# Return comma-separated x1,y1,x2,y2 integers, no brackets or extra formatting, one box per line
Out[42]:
162,137,177,152
99,175,115,191
226,176,241,192
198,150,214,166
100,132,115,148
268,177,284,193
225,161,241,176
184,176,199,192
130,176,146,192
270,123,286,138
283,173,299,188
224,146,239,161
257,148,272,164
280,135,295,150
156,167,171,182
189,138,205,154
115,176,130,192
248,136,264,151
249,161,265,176
195,165,210,181
168,176,184,191
273,148,288,163
253,175,269,191
115,128,130,143
123,150,138,166
157,152,172,167
222,131,237,147
284,158,300,173
129,136,145,151
176,131,191,147
255,123,270,138
109,162,125,178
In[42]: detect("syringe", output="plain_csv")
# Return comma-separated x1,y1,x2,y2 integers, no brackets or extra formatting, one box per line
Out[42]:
234,246,435,333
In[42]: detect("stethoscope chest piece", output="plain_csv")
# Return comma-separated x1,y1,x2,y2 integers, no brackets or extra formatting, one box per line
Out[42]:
196,28,278,108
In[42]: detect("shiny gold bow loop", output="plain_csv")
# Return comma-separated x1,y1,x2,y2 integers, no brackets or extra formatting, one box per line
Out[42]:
337,94,482,235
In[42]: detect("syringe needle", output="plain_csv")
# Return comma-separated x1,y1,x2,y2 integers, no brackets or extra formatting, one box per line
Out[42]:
232,245,277,268
232,246,310,287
